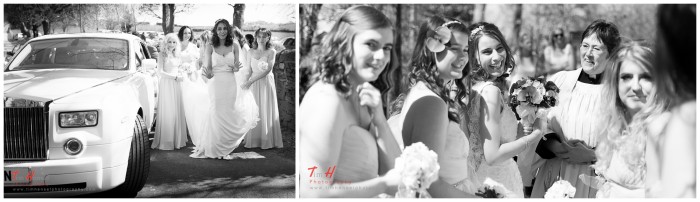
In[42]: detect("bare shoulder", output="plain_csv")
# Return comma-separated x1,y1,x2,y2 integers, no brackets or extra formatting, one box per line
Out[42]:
300,83,344,112
480,84,502,103
676,101,696,124
647,111,673,139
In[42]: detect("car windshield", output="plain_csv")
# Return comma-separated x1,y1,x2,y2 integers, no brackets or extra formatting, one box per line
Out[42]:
6,38,129,71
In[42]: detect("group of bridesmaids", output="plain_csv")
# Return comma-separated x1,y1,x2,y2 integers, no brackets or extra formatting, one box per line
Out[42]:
300,5,695,198
150,18,284,160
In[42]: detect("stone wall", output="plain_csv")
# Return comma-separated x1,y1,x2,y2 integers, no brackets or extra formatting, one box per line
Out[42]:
273,48,296,145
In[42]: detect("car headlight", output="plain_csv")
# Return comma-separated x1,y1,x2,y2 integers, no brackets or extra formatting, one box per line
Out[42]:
59,111,98,128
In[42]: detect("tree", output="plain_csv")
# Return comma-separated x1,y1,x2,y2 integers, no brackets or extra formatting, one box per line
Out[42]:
161,4,175,34
139,4,194,33
229,4,246,28
300,4,322,57
4,4,73,37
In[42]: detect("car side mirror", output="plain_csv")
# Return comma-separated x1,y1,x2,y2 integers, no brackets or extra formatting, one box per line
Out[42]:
6,51,14,56
142,59,156,72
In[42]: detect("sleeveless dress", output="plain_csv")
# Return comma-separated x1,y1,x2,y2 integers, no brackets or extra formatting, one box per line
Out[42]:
646,101,696,198
469,81,525,198
244,53,284,149
388,82,476,194
152,56,188,150
178,43,207,147
334,125,379,184
595,142,646,198
531,69,604,198
190,48,259,158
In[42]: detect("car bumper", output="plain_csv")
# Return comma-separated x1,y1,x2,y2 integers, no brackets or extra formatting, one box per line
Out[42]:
4,149,129,197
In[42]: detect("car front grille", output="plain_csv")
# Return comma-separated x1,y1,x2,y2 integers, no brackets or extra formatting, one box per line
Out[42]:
4,107,49,160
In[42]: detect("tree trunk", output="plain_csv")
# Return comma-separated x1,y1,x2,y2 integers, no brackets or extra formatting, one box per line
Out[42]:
19,22,30,38
390,4,402,105
300,4,321,57
232,4,245,29
162,4,175,34
95,5,100,31
513,4,523,49
31,24,39,38
42,20,51,35
474,4,486,23
79,5,85,33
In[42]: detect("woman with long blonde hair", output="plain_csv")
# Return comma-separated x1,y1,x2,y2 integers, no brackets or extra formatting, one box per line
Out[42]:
152,33,188,150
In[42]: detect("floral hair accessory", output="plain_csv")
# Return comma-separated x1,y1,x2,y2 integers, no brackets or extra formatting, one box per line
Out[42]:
426,21,460,53
470,25,484,38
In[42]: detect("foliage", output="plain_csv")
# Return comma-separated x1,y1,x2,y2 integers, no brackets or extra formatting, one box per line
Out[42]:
137,4,195,20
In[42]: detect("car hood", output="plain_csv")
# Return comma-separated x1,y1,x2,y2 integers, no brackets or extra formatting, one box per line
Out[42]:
4,69,132,101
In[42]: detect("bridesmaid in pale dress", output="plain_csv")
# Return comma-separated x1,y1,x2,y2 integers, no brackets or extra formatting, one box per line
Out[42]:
530,19,621,198
242,28,284,149
646,4,696,198
299,6,401,198
151,33,188,150
588,42,663,198
387,15,475,198
176,26,205,146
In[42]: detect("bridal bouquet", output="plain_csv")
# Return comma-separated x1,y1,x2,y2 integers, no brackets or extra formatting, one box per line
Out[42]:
544,180,576,199
475,178,507,198
508,77,559,135
257,60,269,71
394,142,440,198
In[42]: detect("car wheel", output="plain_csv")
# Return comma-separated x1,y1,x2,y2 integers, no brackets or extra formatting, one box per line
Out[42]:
109,115,150,197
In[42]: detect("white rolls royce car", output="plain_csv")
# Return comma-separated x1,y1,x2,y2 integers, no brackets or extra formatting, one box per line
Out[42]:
4,33,157,197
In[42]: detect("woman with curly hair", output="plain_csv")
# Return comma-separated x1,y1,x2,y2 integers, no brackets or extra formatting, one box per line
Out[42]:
152,33,188,150
190,19,258,160
462,22,545,198
388,15,474,197
299,6,401,197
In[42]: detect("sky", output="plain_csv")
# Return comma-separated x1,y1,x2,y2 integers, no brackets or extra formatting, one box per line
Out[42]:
138,4,295,26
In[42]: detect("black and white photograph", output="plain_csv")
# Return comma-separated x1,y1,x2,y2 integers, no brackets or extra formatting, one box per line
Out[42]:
4,3,296,198
298,4,696,198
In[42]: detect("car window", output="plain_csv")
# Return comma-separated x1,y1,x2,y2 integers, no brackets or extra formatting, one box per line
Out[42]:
135,42,145,67
7,38,130,71
139,42,151,59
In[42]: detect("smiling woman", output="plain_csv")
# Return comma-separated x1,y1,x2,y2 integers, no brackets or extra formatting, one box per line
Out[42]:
387,15,475,198
530,19,622,198
298,5,402,198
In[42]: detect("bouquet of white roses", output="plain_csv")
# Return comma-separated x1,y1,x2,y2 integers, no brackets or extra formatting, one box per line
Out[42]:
475,178,507,198
394,142,440,198
257,60,269,71
544,179,576,199
508,77,559,135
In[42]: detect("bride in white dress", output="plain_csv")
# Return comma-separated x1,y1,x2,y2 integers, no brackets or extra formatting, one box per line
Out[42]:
190,19,259,159
464,22,544,198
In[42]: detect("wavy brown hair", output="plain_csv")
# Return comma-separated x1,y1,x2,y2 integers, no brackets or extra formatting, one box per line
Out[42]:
211,19,234,48
315,5,394,96
467,22,516,86
391,16,470,123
